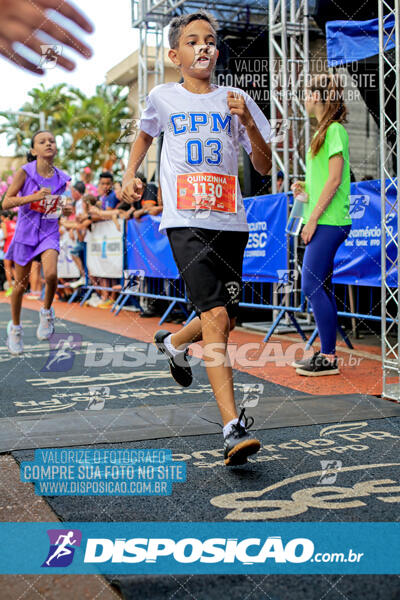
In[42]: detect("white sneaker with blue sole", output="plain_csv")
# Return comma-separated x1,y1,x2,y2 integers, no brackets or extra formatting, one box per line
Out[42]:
37,307,55,340
7,321,23,355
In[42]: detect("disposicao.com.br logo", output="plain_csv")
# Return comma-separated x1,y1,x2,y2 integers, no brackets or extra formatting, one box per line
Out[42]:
84,536,315,565
38,531,365,572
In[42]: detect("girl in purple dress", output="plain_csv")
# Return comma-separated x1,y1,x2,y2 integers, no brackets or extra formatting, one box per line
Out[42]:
3,131,71,355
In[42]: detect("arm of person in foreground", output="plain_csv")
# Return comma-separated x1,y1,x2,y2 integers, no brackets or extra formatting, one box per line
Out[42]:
122,131,154,202
0,0,93,74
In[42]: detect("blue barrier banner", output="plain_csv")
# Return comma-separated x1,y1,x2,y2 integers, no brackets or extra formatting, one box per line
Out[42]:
333,179,397,287
243,193,288,282
125,197,287,283
0,522,399,574
126,216,179,279
326,15,396,67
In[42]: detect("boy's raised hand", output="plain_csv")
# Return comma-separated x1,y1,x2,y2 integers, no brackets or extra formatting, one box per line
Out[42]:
122,177,143,203
227,91,254,129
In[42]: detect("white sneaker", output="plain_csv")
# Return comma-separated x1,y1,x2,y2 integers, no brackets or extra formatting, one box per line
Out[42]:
7,321,23,355
37,307,55,340
86,293,102,307
70,276,86,289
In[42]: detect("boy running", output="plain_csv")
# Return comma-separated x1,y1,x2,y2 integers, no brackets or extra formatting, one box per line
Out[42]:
122,11,272,466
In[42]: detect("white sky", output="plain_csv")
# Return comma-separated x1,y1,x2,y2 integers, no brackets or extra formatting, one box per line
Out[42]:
0,0,147,155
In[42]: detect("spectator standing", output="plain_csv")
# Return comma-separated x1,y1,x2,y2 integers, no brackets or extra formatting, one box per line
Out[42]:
276,170,284,193
129,173,163,317
2,211,17,297
68,181,87,289
292,74,352,376
96,172,119,308
80,167,98,196
98,172,118,210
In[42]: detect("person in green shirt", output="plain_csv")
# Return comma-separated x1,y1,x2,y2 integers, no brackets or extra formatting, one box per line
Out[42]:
292,74,352,376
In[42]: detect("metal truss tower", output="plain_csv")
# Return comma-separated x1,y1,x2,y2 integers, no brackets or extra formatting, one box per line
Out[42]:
268,0,310,194
132,2,165,179
379,0,400,400
268,0,310,314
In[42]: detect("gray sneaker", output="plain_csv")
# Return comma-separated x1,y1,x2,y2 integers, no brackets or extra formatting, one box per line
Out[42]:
7,321,23,355
224,409,261,466
291,351,320,368
37,307,55,340
296,353,339,376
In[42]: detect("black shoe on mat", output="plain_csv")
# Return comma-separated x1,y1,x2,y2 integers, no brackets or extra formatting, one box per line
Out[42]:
291,350,320,368
224,408,261,466
153,329,192,388
296,352,339,376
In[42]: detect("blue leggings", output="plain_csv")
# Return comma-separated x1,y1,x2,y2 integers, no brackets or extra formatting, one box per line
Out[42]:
302,224,351,354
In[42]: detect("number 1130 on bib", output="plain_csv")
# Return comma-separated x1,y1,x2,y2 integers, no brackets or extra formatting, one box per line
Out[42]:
177,172,237,213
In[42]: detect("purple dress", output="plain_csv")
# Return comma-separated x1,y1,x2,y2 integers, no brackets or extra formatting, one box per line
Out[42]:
5,161,71,266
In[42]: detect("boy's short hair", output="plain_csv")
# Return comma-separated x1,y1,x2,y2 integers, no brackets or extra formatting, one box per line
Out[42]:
99,171,113,182
168,10,218,49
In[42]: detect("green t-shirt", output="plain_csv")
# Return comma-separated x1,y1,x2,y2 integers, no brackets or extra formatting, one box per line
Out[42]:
303,122,352,226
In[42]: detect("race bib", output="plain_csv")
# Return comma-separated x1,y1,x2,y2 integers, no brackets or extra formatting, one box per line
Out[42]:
31,195,66,218
177,173,237,213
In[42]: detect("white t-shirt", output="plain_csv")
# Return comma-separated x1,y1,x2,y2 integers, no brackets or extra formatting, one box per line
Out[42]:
73,198,87,242
139,82,271,232
75,198,84,216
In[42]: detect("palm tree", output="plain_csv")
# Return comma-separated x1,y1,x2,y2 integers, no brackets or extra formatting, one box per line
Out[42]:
65,84,130,175
0,83,130,179
0,83,71,156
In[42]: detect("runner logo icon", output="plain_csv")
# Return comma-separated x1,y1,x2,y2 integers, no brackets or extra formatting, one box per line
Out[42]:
41,333,82,372
349,195,370,219
42,529,82,567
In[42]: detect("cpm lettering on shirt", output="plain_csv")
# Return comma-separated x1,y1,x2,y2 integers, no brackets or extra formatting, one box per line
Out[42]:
169,112,232,136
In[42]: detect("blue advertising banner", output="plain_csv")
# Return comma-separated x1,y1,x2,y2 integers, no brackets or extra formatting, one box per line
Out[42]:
126,216,179,279
333,179,397,287
0,522,399,574
326,16,396,67
243,193,288,282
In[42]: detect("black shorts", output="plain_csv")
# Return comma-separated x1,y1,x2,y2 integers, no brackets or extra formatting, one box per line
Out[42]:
167,227,248,318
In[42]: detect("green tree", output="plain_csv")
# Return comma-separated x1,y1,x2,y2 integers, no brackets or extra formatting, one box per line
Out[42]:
0,83,71,156
0,83,130,179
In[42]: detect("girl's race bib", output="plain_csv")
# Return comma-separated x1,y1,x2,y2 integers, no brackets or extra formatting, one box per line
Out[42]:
177,173,237,213
30,195,66,218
